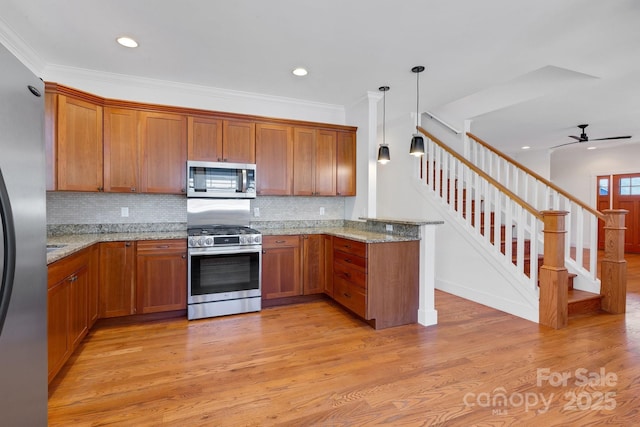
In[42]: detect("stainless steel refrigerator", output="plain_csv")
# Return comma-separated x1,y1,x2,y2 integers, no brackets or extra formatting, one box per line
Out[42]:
0,43,48,425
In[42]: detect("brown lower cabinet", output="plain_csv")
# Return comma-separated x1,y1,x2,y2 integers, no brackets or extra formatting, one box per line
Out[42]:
99,241,136,318
261,235,301,299
136,239,187,313
48,245,98,383
332,236,420,330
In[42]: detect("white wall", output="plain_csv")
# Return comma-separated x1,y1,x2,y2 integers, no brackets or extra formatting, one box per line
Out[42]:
512,149,551,180
551,143,640,207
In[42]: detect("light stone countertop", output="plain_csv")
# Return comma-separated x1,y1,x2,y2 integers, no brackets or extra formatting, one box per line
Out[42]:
257,226,419,243
46,231,187,265
46,226,418,265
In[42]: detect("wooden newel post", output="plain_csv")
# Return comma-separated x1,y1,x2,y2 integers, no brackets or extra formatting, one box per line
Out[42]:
539,211,569,329
600,209,628,314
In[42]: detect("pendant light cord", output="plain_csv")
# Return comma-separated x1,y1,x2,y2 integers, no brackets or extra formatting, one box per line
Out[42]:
415,70,419,129
383,89,386,145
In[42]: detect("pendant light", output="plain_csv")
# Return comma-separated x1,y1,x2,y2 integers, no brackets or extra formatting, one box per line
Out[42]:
377,85,391,164
409,66,425,156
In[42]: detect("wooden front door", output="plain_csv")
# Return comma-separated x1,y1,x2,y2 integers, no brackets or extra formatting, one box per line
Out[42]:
612,173,640,253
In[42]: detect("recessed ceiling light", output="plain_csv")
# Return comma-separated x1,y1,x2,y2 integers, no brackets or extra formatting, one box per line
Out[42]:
116,36,138,48
292,67,308,77
587,146,597,150
521,146,530,150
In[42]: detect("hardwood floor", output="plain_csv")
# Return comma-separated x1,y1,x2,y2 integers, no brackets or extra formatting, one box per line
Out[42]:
48,253,640,426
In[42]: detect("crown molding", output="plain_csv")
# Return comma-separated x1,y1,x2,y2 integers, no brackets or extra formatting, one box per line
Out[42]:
0,16,46,75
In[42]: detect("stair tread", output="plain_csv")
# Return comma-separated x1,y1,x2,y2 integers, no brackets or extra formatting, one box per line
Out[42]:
568,289,602,303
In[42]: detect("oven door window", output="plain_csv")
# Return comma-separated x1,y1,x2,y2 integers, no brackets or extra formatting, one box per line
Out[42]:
190,251,260,295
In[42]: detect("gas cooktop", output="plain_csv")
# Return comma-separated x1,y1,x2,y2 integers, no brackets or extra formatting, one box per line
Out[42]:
187,225,262,247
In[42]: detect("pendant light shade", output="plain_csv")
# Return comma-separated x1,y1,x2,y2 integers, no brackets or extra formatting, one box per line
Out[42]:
377,85,391,164
409,66,425,157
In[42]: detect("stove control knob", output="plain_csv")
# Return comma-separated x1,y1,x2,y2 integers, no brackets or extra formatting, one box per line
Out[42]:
197,237,206,246
239,235,247,245
253,235,262,244
205,237,213,246
188,237,196,247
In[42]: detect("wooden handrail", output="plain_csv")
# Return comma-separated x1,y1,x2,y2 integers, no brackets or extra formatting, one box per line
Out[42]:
417,127,543,221
466,132,605,221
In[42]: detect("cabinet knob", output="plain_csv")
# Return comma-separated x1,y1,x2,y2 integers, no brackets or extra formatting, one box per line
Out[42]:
98,186,104,192
181,188,186,193
217,158,222,162
131,187,136,192
262,250,266,254
182,254,187,259
125,242,131,247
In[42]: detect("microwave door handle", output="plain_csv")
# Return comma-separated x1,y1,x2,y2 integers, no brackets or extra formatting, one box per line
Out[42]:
241,169,247,193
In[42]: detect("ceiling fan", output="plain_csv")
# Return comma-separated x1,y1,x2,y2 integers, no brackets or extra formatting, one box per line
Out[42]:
552,124,632,148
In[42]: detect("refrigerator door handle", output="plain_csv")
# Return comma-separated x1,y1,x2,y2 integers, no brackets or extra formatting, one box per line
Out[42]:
0,167,16,336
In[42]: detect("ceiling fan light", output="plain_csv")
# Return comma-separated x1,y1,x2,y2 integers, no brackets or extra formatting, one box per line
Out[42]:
409,134,424,156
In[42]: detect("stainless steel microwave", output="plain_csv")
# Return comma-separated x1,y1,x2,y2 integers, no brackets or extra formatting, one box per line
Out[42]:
187,161,256,198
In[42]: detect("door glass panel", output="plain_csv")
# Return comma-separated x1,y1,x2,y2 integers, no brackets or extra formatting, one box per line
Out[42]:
599,178,609,196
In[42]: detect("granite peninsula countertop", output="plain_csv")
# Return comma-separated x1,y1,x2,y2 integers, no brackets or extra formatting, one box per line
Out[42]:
257,226,419,243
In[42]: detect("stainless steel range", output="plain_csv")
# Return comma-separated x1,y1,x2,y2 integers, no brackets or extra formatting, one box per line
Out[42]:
187,199,262,320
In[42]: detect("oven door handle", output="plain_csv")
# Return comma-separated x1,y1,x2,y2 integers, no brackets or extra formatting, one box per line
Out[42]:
189,245,262,256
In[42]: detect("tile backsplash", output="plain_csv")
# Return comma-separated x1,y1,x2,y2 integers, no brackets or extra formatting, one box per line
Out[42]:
47,192,346,228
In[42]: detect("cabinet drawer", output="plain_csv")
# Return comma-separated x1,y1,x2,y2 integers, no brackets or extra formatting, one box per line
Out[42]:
333,249,366,270
263,235,300,248
333,276,366,318
136,239,186,253
333,236,366,258
333,261,366,289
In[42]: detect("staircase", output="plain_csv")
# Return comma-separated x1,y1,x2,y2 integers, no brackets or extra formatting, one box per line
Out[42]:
416,126,628,328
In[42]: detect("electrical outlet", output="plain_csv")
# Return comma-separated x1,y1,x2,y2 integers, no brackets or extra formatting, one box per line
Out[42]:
121,207,129,217
386,224,393,232
254,207,260,217
320,207,325,216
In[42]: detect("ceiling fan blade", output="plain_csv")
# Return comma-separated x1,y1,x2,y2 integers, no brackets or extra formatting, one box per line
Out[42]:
551,141,581,149
590,136,632,141
568,135,584,141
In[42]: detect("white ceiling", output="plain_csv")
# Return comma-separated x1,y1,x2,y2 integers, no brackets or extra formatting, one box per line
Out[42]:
2,0,640,152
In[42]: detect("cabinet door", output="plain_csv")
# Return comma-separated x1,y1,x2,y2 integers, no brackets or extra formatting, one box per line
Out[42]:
256,123,293,195
188,116,223,162
336,130,356,196
262,235,301,299
68,265,89,349
136,240,187,314
315,130,337,195
57,95,103,191
302,234,324,295
223,120,256,163
139,111,187,194
323,235,334,296
104,107,139,192
293,127,316,196
99,241,136,318
87,244,100,328
48,278,70,383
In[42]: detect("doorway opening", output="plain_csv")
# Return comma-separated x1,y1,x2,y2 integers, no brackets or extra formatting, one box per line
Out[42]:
597,173,640,253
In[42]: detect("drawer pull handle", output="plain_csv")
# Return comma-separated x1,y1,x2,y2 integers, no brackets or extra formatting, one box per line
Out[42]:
156,245,170,249
344,244,351,249
345,258,352,263
275,240,286,244
343,273,351,278
343,292,351,298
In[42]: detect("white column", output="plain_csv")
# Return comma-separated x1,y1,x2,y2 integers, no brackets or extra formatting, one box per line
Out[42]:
417,223,439,326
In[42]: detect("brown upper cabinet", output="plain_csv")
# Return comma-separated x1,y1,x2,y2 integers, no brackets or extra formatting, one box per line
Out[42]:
139,111,187,194
188,117,256,163
50,93,104,191
293,128,337,196
336,131,356,196
104,109,187,194
45,83,356,196
256,123,294,195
